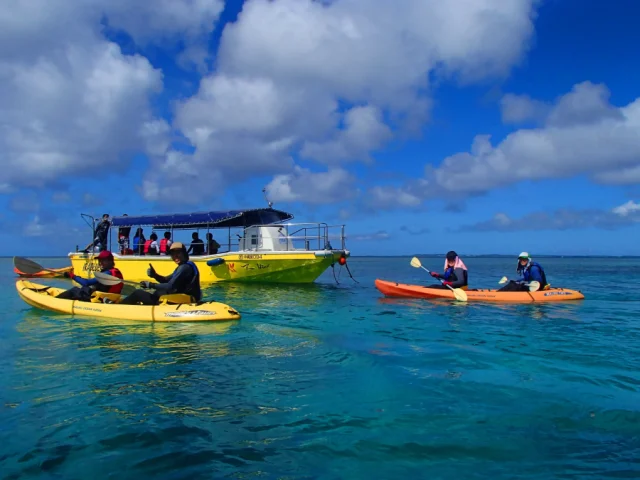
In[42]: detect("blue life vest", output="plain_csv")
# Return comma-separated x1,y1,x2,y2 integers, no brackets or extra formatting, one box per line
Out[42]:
521,261,547,286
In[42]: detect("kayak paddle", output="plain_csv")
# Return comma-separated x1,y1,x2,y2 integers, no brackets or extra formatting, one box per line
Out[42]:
498,276,540,292
93,271,152,289
13,256,64,275
410,256,468,302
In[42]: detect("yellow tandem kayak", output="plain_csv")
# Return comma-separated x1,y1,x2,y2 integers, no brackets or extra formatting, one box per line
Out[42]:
16,280,241,323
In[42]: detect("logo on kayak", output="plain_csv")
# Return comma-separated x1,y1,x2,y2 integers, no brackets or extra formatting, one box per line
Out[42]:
164,310,214,318
543,291,573,296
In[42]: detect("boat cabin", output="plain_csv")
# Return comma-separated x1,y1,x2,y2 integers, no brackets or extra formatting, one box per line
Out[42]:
79,207,346,256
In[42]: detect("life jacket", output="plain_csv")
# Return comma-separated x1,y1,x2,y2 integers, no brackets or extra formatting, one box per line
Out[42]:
521,261,548,287
160,238,169,253
95,268,124,294
143,239,152,254
443,265,469,286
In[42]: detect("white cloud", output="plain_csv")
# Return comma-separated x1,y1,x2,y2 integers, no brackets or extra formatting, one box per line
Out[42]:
500,93,550,124
0,0,225,192
264,166,357,205
300,105,393,164
419,81,640,197
458,200,640,232
142,0,539,202
612,200,640,217
367,185,423,209
103,0,225,46
350,230,391,241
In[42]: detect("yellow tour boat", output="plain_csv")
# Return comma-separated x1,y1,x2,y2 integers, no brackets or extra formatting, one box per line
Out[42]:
69,207,351,284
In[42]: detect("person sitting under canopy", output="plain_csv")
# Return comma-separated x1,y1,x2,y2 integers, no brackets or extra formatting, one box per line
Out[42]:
57,250,123,301
428,250,469,289
119,242,202,305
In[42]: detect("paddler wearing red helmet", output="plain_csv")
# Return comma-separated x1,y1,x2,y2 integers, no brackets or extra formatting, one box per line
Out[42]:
57,250,124,301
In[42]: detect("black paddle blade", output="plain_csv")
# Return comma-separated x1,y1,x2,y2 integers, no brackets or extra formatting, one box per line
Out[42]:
13,256,46,275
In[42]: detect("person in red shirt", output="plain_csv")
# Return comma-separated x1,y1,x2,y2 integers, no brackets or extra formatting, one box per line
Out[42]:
57,250,124,301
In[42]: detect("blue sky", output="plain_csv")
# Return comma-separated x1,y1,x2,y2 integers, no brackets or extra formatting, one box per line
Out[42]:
2,0,640,256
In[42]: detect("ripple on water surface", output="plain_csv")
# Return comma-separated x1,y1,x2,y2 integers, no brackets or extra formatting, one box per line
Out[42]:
1,257,640,478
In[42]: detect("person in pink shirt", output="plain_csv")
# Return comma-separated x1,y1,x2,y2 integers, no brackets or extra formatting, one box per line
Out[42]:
429,250,469,289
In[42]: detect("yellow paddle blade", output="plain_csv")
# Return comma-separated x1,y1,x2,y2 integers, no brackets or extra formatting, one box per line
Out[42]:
410,257,422,268
498,276,508,284
528,281,540,292
453,288,468,302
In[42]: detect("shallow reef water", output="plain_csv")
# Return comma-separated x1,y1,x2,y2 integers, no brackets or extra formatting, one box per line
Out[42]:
1,256,639,478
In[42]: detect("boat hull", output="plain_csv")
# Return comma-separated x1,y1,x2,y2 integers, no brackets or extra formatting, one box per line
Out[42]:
69,250,349,284
375,279,585,303
14,265,73,278
16,280,241,322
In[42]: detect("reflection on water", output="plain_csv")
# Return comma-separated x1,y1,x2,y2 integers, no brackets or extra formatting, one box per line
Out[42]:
206,281,330,316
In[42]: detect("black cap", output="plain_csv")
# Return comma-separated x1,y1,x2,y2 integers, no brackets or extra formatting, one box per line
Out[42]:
446,250,458,260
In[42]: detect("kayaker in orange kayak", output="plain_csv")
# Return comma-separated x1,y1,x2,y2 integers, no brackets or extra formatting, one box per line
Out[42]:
428,251,469,290
498,252,549,291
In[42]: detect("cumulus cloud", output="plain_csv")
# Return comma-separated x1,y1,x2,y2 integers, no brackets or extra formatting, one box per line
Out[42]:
421,81,640,197
457,200,640,232
0,0,224,191
500,93,550,124
264,166,357,205
142,0,539,203
366,185,424,209
350,230,391,241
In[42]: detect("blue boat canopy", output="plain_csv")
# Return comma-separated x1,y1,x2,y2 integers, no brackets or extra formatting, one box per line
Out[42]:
110,208,294,229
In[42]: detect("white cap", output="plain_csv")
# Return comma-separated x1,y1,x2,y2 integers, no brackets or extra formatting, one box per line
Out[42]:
518,251,530,258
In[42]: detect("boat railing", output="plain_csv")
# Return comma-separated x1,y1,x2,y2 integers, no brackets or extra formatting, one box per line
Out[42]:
239,222,346,252
79,220,346,256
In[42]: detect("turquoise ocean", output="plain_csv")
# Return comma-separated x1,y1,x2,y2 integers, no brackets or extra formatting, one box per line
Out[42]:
1,256,639,478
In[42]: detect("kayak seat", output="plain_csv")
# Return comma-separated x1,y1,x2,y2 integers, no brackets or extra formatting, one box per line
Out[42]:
159,293,195,305
90,292,122,303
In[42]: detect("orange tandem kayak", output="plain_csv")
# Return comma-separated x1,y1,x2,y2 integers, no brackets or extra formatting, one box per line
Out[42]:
375,279,585,303
14,265,73,278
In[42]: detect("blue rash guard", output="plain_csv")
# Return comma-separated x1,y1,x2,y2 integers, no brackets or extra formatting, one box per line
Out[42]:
518,262,547,286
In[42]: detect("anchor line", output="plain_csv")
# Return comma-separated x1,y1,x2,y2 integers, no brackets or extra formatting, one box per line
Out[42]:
344,262,359,284
331,262,341,285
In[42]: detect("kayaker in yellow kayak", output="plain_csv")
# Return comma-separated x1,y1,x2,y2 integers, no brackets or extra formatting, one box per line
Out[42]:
56,250,124,301
498,252,549,291
428,250,469,290
119,242,202,305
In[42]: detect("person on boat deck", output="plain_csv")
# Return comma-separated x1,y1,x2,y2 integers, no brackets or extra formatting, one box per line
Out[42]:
159,231,172,255
498,252,549,292
428,251,469,289
82,213,110,253
119,242,202,305
143,232,160,255
187,232,205,256
206,233,220,255
57,250,123,301
118,214,131,255
132,228,145,255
